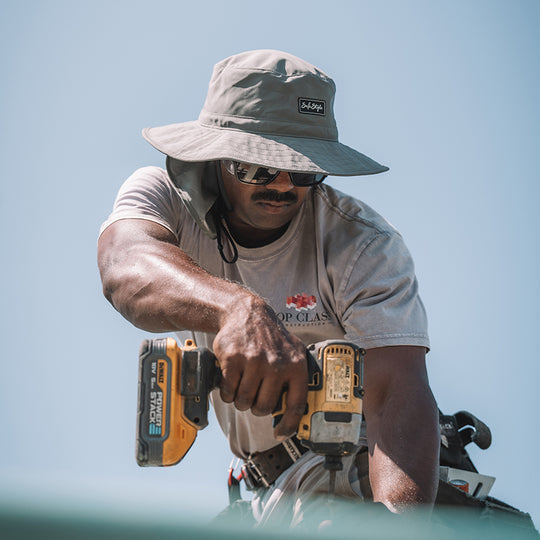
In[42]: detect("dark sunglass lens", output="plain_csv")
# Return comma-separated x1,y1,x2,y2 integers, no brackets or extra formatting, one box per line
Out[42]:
234,162,325,186
235,163,278,184
234,163,250,181
290,172,326,186
253,168,279,184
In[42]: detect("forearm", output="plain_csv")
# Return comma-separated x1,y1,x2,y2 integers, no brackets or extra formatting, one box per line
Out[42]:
363,346,440,513
367,387,439,511
98,223,259,333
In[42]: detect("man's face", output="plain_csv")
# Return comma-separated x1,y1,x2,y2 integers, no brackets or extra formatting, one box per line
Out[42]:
220,161,310,245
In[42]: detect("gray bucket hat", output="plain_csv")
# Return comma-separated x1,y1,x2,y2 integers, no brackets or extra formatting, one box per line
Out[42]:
142,49,388,176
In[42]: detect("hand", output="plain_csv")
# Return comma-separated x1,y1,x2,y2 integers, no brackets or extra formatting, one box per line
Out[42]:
212,295,308,439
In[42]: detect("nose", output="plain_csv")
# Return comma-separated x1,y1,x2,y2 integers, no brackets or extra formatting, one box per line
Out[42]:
268,171,294,192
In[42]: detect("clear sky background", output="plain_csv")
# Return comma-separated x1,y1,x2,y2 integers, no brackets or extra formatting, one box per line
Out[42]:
0,0,538,530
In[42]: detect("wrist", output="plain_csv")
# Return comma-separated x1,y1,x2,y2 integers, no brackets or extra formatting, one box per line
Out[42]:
218,289,269,329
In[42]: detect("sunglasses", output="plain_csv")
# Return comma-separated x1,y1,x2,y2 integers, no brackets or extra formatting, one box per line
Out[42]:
224,160,327,187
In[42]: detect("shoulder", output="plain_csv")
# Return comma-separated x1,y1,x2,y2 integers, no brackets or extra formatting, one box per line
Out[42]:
115,166,185,215
120,166,177,193
131,165,168,178
313,184,399,234
311,184,402,244
100,166,186,240
309,184,417,284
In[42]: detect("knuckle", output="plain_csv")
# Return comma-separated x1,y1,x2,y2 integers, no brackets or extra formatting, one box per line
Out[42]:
219,364,236,380
220,389,235,403
234,386,255,411
251,405,271,417
235,395,253,411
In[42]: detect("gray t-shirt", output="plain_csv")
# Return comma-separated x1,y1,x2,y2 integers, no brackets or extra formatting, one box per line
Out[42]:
100,166,429,458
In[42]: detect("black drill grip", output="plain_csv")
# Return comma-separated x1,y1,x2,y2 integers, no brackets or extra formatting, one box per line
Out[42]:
180,348,221,429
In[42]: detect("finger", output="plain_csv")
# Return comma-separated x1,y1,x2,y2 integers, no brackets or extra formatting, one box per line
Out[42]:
234,370,262,411
251,377,283,417
274,371,308,439
219,364,242,403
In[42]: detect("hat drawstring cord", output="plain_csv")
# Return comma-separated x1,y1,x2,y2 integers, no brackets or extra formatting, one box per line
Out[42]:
214,214,239,264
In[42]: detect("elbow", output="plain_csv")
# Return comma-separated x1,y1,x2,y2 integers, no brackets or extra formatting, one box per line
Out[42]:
99,263,176,333
97,238,145,320
100,273,116,306
97,254,144,326
97,248,123,307
96,228,171,332
98,263,132,316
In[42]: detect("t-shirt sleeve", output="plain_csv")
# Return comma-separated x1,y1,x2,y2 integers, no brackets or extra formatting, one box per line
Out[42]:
99,166,184,240
338,231,430,350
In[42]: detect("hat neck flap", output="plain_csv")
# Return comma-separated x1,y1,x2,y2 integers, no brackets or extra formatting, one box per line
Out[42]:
166,157,220,239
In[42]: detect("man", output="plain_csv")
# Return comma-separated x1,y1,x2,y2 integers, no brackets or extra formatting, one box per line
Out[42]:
98,49,439,525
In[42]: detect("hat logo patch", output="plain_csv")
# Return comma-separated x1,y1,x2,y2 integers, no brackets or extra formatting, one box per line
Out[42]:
298,98,326,116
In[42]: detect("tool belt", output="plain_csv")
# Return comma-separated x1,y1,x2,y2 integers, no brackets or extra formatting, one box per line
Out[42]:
242,436,309,489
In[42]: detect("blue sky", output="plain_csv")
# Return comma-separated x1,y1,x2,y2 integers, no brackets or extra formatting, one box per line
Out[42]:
0,0,538,529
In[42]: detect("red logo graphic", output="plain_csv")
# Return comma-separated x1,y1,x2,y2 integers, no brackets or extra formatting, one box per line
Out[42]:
286,293,317,312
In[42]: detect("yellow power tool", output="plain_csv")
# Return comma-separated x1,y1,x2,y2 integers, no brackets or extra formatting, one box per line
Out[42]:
273,340,365,495
136,337,365,496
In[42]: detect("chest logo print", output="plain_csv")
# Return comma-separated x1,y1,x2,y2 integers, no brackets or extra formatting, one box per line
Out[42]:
286,293,317,312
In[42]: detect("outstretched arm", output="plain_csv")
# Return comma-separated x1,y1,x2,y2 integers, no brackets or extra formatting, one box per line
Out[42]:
97,218,308,438
362,345,439,512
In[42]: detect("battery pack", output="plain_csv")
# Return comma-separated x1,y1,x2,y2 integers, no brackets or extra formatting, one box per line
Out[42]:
136,338,194,466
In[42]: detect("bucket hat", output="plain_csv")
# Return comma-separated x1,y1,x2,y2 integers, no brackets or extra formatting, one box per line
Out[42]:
142,49,388,176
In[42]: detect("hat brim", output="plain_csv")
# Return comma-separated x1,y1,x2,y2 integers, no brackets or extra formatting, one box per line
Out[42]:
142,121,388,176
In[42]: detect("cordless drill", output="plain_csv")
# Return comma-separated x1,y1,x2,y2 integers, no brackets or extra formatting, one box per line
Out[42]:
136,337,365,496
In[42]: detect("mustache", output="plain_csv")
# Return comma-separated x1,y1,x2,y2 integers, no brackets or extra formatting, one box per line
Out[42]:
251,190,298,204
